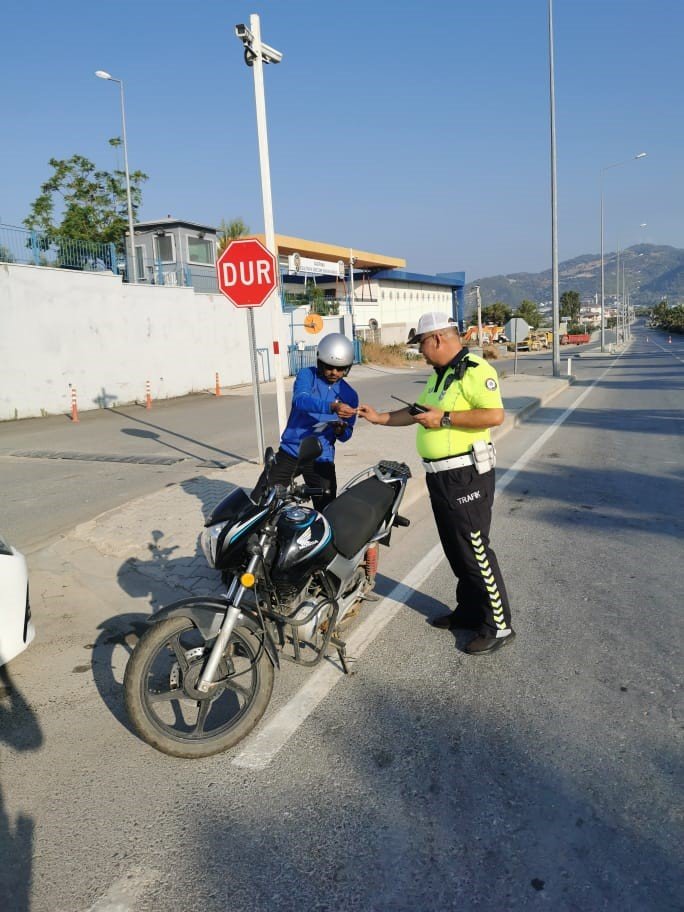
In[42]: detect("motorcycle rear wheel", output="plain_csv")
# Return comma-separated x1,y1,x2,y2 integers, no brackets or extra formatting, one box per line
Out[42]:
124,615,274,758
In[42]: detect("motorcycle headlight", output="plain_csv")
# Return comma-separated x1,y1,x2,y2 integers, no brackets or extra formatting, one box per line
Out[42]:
201,521,228,567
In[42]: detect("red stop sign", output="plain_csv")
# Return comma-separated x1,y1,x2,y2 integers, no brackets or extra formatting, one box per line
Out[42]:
216,238,277,308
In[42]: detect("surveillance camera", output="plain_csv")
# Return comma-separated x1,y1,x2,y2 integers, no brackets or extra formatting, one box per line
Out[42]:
260,42,283,64
235,23,253,41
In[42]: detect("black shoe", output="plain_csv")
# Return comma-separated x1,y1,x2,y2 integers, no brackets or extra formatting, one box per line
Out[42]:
465,630,516,655
430,612,481,631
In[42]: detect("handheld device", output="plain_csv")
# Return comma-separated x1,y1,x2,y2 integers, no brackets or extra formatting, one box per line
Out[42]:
390,394,428,415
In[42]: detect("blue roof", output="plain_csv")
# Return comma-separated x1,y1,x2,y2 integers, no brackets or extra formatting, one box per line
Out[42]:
373,269,464,289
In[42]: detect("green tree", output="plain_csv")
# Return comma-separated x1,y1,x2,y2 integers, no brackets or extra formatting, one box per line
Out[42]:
515,299,541,329
305,279,327,315
480,301,512,325
24,142,148,255
560,290,581,323
217,217,250,253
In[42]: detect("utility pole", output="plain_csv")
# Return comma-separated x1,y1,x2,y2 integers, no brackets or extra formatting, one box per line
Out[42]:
474,284,483,350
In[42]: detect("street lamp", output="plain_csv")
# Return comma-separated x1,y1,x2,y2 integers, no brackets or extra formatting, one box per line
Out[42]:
548,0,560,377
95,70,138,283
234,16,288,436
599,152,646,351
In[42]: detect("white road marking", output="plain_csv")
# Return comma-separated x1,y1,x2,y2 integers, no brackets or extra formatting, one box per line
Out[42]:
495,356,620,496
232,355,621,769
85,865,160,912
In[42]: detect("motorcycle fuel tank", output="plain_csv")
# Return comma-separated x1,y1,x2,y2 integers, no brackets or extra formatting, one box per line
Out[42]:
273,507,334,576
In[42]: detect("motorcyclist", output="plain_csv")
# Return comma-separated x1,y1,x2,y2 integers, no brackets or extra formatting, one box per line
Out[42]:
251,333,359,510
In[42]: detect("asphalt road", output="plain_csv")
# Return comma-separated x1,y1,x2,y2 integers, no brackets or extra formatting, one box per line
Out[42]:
1,324,682,911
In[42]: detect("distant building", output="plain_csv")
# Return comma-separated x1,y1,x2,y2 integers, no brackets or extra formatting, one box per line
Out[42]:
131,221,467,341
131,217,218,292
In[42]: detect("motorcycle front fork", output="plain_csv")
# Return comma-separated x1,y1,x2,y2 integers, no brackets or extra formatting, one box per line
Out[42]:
196,556,257,693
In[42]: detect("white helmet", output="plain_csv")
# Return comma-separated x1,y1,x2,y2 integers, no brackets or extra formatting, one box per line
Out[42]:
316,333,354,371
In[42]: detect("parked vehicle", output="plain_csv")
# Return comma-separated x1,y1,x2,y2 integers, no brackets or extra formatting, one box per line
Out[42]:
561,333,590,345
124,437,412,758
0,531,34,666
506,338,530,352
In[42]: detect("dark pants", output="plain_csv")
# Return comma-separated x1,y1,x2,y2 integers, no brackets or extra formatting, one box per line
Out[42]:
251,448,337,512
426,465,512,638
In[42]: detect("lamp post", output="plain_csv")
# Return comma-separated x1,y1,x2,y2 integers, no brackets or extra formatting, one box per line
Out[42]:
599,152,646,351
548,0,560,377
95,70,137,283
234,15,287,436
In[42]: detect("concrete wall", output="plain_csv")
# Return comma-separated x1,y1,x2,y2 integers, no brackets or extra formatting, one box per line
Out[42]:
0,262,282,421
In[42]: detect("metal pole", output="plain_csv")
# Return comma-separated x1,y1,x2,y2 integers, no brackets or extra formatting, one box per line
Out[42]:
475,284,483,351
247,308,266,461
616,242,621,346
514,320,519,376
599,152,647,352
349,249,355,323
118,79,138,284
250,13,287,435
600,180,605,351
548,0,560,377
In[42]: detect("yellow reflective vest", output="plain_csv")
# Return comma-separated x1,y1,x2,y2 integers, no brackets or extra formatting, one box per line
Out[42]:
415,354,504,460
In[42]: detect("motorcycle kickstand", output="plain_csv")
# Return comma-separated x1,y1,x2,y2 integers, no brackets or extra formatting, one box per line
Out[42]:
330,635,355,675
360,591,381,602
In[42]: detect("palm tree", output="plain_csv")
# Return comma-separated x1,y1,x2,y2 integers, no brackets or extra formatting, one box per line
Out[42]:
217,218,250,253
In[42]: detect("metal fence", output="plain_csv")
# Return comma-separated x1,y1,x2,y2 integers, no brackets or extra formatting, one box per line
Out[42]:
0,223,118,273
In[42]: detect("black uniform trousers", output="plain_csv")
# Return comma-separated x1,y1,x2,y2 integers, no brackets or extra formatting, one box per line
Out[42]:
426,464,512,637
251,448,337,512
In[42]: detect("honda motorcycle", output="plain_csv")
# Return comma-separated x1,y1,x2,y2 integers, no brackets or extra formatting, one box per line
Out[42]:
124,437,411,758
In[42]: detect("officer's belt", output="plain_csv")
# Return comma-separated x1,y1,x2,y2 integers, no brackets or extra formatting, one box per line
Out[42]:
422,452,474,473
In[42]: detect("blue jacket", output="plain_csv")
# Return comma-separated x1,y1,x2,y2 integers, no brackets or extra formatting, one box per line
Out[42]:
280,366,359,462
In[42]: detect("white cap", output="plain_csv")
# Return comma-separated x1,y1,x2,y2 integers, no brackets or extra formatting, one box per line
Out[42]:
407,312,458,344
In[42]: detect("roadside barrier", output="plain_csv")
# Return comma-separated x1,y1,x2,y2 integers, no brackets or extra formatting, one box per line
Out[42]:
70,386,79,423
145,380,152,410
215,372,221,397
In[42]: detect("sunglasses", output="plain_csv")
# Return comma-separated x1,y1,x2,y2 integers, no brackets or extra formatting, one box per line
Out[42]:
418,333,439,350
320,363,346,372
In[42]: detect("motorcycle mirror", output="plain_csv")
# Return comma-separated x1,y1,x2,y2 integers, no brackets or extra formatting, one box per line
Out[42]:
296,435,323,465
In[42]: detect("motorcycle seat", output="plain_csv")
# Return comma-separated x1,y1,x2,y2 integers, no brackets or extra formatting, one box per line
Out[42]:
323,477,395,559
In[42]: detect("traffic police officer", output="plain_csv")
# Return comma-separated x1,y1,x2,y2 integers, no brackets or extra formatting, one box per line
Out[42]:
358,312,514,655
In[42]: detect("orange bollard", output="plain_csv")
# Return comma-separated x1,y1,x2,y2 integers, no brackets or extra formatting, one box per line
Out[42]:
145,380,152,410
70,386,79,423
215,372,221,397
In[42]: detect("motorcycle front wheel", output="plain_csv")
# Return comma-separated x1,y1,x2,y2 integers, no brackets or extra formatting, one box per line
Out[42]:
124,615,274,758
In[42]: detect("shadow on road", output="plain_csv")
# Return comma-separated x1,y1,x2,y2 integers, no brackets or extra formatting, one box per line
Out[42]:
171,680,683,911
0,665,43,912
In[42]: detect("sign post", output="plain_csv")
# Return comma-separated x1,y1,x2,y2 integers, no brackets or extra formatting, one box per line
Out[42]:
216,238,279,462
503,317,530,377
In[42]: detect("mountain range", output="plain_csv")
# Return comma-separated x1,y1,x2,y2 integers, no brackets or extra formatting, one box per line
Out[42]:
467,244,684,309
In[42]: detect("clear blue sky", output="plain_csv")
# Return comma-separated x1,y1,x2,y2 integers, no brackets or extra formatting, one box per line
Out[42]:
2,0,681,280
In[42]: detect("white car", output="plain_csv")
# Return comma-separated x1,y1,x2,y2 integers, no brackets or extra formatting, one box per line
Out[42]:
0,531,34,666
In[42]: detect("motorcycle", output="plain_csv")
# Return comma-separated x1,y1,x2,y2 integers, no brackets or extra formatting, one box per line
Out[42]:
124,436,412,758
